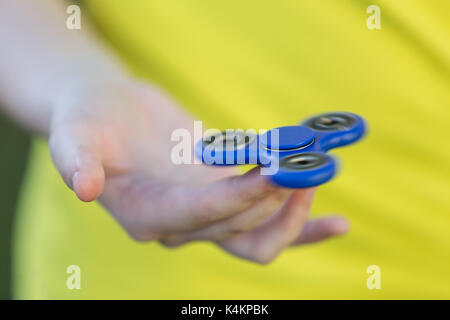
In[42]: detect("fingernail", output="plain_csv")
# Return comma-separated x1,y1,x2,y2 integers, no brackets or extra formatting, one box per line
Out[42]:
71,171,80,190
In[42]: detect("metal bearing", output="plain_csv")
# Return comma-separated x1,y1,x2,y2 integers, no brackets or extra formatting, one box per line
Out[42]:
203,131,256,151
304,112,357,131
279,152,327,171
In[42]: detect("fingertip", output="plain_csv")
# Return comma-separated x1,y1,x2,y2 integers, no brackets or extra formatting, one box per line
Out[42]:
72,168,105,202
318,216,350,237
292,216,350,246
331,216,351,235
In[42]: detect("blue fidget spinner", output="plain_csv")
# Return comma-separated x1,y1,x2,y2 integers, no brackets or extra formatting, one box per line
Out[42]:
195,112,367,188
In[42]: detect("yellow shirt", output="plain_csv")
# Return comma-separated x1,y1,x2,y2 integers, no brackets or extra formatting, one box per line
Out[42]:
13,0,450,299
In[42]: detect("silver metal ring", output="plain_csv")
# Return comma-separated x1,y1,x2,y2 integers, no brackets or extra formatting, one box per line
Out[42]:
263,138,315,152
279,152,327,171
203,131,257,151
304,112,356,131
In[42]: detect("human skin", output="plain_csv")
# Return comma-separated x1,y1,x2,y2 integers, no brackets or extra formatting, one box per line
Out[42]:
0,1,349,264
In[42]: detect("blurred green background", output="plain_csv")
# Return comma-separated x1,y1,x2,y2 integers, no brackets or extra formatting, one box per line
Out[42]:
0,113,30,300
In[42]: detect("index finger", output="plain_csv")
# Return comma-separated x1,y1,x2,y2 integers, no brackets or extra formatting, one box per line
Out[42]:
102,166,281,234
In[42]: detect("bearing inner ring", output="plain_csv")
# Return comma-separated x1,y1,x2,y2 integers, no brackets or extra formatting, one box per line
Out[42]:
203,131,256,151
280,153,327,170
304,112,356,131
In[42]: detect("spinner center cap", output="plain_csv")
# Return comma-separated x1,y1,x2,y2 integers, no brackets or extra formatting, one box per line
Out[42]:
262,126,314,150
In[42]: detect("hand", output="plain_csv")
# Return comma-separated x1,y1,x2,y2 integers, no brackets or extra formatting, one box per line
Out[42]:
49,79,349,264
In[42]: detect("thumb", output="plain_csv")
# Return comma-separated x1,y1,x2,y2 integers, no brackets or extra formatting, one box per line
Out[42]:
49,125,105,202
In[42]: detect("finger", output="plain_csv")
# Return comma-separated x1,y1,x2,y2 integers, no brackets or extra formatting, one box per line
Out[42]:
291,216,350,245
218,188,316,264
104,166,284,234
49,124,105,202
160,188,293,246
192,165,280,213
210,188,294,237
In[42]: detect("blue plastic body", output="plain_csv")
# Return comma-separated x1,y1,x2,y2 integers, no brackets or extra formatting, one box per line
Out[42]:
195,112,367,188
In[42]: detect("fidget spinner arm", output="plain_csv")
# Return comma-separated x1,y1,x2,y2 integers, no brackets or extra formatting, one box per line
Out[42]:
195,112,367,188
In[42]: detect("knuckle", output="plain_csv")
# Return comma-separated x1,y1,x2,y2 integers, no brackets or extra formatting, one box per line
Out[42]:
273,188,292,202
234,181,261,202
159,236,186,248
159,240,181,248
126,227,159,243
253,254,275,265
251,247,279,265
192,200,218,226
194,210,214,225
228,224,252,235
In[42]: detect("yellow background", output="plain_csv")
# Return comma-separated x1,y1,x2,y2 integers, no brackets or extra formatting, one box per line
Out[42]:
13,0,450,299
